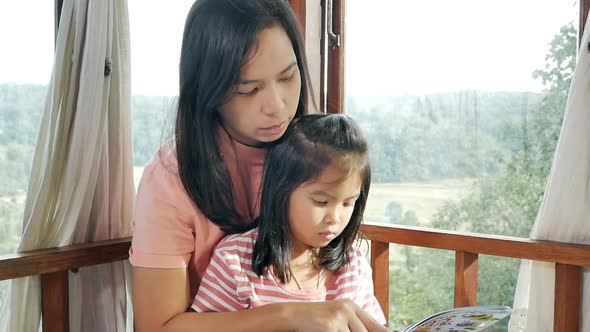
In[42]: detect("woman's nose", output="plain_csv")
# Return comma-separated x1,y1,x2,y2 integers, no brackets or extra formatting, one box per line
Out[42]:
261,83,285,115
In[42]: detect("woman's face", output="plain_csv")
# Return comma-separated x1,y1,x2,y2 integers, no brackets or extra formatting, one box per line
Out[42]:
218,24,302,147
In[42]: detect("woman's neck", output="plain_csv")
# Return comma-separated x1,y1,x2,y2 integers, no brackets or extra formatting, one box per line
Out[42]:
218,122,266,148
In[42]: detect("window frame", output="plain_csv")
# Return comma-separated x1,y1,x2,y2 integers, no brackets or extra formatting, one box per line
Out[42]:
326,1,590,108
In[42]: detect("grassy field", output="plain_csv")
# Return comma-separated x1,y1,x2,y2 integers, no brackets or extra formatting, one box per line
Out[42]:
136,166,473,226
365,179,474,224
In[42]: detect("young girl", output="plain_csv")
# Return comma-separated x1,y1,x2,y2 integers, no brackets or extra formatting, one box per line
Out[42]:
130,0,388,331
192,114,387,325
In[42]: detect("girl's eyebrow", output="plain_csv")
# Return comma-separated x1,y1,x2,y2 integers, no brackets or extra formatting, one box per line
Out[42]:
310,190,361,200
239,61,297,84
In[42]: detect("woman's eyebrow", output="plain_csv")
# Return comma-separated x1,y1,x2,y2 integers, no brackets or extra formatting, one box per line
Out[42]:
239,61,297,84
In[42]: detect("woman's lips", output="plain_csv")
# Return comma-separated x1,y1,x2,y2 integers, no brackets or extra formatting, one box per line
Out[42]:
259,121,287,136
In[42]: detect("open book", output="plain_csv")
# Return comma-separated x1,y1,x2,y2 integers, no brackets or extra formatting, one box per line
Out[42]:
401,305,512,332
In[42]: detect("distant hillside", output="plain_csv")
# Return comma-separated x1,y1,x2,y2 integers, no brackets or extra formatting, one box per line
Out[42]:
0,83,541,194
347,90,541,182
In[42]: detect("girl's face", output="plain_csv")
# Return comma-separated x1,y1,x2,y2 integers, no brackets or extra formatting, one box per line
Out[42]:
288,165,363,258
218,24,301,147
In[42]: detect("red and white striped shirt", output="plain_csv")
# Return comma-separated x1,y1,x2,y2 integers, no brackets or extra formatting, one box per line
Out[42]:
191,229,386,324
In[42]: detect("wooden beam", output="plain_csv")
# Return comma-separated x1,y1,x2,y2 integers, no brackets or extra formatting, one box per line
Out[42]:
0,237,131,281
55,0,64,45
580,0,590,46
326,0,345,114
370,241,390,321
361,223,590,267
288,0,306,37
554,263,582,332
454,251,478,307
41,270,69,332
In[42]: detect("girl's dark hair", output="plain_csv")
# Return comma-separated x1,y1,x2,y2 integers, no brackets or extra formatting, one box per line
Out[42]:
251,114,371,283
175,0,315,233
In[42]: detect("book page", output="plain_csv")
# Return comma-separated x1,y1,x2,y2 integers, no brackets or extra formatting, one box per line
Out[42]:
402,306,512,332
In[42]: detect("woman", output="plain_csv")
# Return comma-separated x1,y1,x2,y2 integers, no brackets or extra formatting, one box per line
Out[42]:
130,1,388,331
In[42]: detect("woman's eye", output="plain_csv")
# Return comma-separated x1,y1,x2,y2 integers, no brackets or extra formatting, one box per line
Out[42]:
237,87,259,96
313,200,328,207
279,73,294,82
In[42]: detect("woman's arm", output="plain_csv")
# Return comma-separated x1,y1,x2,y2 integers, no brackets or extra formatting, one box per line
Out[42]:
132,267,389,332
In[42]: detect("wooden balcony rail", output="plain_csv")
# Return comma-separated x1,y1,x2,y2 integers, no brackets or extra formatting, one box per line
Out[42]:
362,222,590,332
0,238,132,332
0,224,589,331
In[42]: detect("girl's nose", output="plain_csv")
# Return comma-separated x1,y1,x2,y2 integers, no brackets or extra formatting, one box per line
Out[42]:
325,207,341,224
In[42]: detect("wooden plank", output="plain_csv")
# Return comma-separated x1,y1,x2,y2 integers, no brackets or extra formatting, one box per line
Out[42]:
454,251,478,307
580,0,590,45
554,263,582,332
41,270,69,332
320,0,327,112
288,0,306,37
0,238,131,281
55,0,64,44
370,241,390,321
326,0,345,114
361,223,590,267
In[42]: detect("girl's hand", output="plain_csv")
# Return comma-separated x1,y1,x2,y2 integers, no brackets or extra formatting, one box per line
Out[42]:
288,299,390,332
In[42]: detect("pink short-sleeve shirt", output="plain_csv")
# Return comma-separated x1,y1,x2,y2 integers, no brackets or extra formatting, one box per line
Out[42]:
129,128,266,298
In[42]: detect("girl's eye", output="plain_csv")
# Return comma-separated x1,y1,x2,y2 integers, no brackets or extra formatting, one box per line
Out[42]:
237,87,259,96
313,200,328,207
343,199,358,207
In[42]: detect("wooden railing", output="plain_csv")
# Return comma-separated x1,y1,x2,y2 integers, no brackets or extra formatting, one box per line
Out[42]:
363,222,590,332
0,224,588,331
0,238,132,332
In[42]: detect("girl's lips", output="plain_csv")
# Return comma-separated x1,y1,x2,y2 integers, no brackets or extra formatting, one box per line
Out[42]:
319,232,336,240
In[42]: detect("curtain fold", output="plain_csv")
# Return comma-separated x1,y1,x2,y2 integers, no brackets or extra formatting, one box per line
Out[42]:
509,13,590,332
0,0,134,331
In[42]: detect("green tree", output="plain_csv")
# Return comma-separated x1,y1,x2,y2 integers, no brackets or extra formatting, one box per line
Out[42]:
388,22,576,330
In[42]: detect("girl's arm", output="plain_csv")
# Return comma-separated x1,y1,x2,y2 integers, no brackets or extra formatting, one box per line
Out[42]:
132,267,389,332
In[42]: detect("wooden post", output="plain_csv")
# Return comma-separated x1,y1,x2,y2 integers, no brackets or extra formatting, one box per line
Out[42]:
288,0,306,37
554,263,581,332
41,270,69,332
325,0,345,114
371,241,390,322
454,251,478,307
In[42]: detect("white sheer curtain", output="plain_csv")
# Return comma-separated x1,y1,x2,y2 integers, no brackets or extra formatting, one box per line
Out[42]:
509,13,590,332
0,0,134,331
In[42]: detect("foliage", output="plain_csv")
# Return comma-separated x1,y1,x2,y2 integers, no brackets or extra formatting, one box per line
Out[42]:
382,23,576,330
131,95,176,166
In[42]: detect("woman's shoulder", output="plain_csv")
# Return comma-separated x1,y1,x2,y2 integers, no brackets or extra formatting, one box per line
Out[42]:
143,139,179,176
135,140,199,216
138,140,180,189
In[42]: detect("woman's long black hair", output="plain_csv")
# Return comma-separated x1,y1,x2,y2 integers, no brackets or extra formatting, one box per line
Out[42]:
175,0,315,233
251,114,371,283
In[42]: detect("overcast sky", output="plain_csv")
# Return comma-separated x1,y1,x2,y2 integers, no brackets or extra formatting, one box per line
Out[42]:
0,0,578,97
